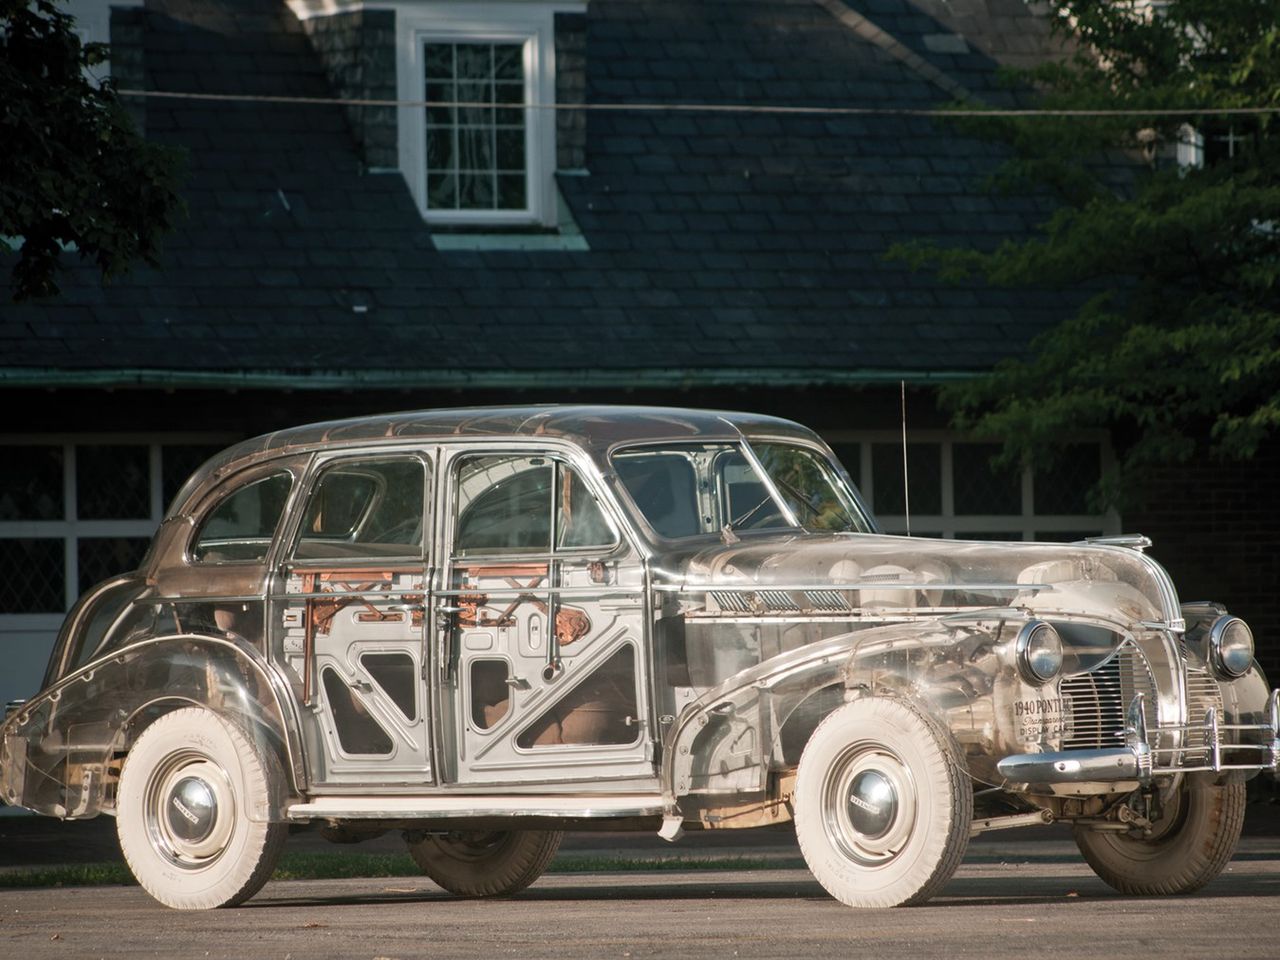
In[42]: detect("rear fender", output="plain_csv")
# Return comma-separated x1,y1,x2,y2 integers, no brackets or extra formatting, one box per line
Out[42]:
0,634,306,820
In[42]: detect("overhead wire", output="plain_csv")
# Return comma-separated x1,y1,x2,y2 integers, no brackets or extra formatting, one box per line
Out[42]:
115,88,1280,119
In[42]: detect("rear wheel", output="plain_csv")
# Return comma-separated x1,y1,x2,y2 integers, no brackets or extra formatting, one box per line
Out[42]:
116,707,287,909
1074,777,1245,895
405,829,563,897
794,697,971,908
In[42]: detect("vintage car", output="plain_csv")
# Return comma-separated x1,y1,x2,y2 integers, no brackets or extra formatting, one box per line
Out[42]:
1,406,1277,910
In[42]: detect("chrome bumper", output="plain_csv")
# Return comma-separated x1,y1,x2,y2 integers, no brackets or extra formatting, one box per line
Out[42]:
998,688,1280,785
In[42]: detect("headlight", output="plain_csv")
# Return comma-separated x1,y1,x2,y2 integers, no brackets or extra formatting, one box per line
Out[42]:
1208,616,1254,678
1015,620,1063,685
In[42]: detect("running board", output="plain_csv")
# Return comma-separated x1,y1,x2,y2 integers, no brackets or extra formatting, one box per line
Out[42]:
287,794,665,821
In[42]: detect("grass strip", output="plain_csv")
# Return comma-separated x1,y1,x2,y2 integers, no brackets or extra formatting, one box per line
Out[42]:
0,852,791,889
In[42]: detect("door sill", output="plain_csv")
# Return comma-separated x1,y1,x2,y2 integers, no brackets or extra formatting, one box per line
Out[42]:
287,793,664,821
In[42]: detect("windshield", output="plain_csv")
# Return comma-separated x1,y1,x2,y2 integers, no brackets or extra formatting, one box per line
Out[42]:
612,441,870,540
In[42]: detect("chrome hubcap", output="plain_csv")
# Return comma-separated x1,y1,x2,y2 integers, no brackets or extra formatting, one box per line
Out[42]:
846,769,898,840
166,776,217,844
823,743,917,866
144,754,236,870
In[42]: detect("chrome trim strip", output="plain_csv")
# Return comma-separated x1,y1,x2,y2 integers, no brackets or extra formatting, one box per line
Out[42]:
287,794,665,821
997,748,1140,782
654,581,1052,594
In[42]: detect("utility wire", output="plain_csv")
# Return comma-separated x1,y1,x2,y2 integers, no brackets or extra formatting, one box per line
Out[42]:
116,88,1280,119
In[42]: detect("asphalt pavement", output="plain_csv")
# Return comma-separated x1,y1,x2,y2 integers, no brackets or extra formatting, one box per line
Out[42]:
3,842,1280,959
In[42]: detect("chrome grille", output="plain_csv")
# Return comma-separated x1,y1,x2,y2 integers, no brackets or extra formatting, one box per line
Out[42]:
1061,643,1157,751
804,589,852,612
1182,661,1223,761
757,589,799,612
708,590,751,613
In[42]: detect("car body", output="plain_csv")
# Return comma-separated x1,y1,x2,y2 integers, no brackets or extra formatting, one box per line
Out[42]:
2,405,1276,908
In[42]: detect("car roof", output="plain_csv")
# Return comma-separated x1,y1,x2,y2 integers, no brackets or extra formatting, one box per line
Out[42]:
169,404,820,516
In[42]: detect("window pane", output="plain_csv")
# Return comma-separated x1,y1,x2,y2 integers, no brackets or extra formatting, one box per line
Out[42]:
428,171,458,209
496,128,524,170
192,473,292,563
295,458,426,560
424,43,453,78
493,44,522,80
871,443,942,516
720,451,788,530
1033,443,1102,515
751,442,865,533
557,465,615,550
77,445,150,519
0,539,64,613
0,445,63,520
497,174,526,209
78,537,151,593
455,456,552,555
427,125,454,171
614,453,702,539
423,40,527,213
459,171,496,209
425,81,456,126
952,444,1020,516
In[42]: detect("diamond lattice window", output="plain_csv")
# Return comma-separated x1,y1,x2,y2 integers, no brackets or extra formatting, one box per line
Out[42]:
76,445,150,520
952,444,1021,516
0,539,65,614
0,446,64,521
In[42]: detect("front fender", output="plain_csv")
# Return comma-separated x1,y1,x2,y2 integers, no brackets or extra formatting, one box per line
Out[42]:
0,634,306,820
843,616,1112,785
661,633,857,807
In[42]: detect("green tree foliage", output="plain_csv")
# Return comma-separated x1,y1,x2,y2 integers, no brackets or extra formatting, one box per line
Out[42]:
894,1,1280,496
1,0,182,300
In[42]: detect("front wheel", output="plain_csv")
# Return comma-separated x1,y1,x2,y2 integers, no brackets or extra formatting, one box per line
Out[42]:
116,707,287,909
405,829,563,897
794,697,972,908
1074,778,1245,895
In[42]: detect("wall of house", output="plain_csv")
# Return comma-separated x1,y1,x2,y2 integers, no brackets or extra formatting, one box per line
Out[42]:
1127,442,1280,680
297,8,399,169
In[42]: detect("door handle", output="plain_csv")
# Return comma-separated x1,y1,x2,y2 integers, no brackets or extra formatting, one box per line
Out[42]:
388,603,424,613
436,604,465,614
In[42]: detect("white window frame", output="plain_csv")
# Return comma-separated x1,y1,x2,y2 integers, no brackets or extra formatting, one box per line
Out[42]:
396,2,580,228
0,434,231,709
822,430,1122,541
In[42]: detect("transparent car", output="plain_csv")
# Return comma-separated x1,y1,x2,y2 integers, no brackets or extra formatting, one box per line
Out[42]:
2,406,1276,909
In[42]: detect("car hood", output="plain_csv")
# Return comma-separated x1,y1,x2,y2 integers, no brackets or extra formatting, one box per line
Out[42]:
648,532,1181,631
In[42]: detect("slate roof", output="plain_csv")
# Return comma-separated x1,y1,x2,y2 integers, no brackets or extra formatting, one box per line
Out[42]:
3,0,1072,389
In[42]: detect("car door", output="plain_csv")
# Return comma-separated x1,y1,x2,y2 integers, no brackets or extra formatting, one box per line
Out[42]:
273,451,434,786
436,445,652,786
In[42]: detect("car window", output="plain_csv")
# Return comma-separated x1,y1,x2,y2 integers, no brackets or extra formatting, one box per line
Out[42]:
294,458,427,560
191,473,293,563
749,442,867,533
454,455,614,556
612,452,701,538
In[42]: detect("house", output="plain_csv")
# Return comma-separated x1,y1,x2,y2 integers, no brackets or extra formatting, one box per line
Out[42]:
2,0,1274,709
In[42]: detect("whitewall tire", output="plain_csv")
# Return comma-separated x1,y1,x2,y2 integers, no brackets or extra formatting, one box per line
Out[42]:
794,696,972,908
116,707,287,909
